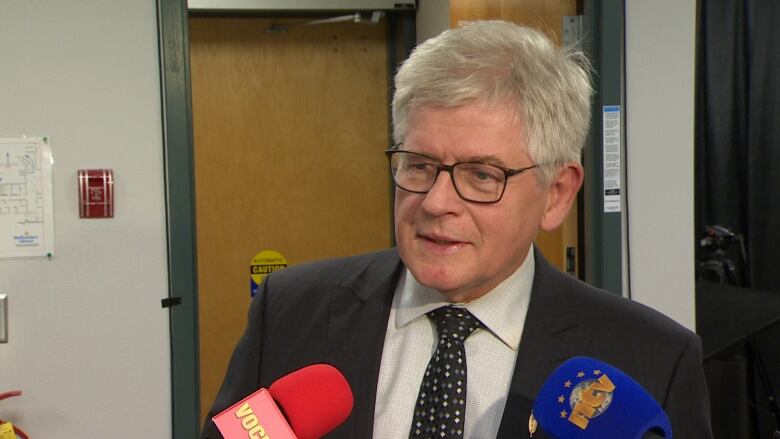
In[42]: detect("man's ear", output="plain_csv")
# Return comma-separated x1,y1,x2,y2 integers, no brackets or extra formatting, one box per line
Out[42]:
540,163,584,232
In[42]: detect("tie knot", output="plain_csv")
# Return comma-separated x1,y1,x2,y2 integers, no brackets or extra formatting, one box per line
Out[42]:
427,306,481,342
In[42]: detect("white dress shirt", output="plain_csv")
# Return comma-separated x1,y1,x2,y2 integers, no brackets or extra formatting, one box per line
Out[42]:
372,247,535,439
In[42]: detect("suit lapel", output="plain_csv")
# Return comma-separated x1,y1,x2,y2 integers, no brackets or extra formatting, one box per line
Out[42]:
317,249,589,438
323,250,403,439
497,249,588,438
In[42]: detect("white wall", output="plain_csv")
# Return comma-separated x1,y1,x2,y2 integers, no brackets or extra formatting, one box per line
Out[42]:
0,1,171,437
625,0,697,329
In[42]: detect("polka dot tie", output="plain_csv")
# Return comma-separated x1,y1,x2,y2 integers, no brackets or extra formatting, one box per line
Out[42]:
409,306,482,439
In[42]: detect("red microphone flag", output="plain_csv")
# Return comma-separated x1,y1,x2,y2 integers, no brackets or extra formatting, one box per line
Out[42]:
212,363,353,439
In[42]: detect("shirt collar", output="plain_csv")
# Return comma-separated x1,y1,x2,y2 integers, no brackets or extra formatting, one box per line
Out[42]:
393,246,535,350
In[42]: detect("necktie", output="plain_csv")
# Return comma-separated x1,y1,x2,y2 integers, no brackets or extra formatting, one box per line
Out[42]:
409,306,482,439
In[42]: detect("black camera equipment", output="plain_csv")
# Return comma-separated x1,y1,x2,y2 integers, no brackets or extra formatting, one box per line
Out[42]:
698,226,779,437
698,225,750,287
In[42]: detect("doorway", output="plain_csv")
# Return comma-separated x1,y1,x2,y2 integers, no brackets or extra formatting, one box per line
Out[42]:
188,14,395,422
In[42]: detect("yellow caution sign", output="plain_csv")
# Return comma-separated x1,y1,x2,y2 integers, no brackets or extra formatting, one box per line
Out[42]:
0,422,16,439
250,250,287,297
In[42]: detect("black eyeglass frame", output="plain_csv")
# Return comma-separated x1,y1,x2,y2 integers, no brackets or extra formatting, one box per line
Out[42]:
384,146,542,204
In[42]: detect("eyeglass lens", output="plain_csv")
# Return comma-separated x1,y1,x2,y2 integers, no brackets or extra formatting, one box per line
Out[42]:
389,151,506,203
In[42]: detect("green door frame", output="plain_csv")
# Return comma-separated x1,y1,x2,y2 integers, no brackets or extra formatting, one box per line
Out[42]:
581,0,625,296
156,1,415,436
157,0,200,437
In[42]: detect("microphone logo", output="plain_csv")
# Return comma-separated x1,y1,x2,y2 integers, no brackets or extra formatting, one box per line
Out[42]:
556,370,616,430
531,357,671,438
234,402,270,439
568,372,615,429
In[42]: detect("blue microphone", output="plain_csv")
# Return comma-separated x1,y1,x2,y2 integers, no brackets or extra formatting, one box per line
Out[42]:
530,357,672,439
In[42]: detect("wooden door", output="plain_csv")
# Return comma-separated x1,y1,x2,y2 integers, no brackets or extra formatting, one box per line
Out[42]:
450,0,579,274
189,16,391,422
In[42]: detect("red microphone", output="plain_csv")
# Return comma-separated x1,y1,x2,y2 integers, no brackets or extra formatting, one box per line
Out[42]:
212,364,353,439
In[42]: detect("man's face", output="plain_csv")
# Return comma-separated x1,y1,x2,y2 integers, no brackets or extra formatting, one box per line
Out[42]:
394,101,551,303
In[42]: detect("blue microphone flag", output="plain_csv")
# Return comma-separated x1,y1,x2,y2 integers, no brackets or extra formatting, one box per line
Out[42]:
531,357,672,438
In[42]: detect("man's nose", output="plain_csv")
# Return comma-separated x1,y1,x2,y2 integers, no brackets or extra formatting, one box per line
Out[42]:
420,169,462,215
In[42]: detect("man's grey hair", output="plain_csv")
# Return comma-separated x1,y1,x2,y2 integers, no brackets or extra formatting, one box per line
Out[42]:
392,20,593,186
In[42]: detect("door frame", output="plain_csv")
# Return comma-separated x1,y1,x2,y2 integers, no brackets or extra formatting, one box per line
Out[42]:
156,1,415,436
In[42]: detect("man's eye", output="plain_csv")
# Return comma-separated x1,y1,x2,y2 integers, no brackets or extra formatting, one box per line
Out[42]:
472,170,493,180
468,167,501,182
404,160,433,171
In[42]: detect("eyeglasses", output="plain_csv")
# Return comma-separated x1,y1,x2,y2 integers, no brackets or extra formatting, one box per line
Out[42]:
385,147,541,204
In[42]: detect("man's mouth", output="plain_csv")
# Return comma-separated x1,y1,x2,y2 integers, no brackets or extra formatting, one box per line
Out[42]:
426,237,457,245
418,233,466,246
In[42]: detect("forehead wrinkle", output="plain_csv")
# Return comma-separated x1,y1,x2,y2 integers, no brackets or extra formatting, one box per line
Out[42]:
400,149,509,167
401,148,529,168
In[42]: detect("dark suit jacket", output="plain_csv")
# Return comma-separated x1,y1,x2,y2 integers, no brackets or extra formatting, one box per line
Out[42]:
201,248,712,438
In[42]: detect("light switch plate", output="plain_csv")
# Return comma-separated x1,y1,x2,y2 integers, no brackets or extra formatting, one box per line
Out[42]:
0,294,7,343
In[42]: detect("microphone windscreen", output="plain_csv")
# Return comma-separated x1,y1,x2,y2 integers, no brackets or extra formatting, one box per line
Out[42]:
532,357,672,439
269,363,354,439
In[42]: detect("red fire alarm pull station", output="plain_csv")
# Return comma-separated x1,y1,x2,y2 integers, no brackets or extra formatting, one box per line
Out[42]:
78,169,114,218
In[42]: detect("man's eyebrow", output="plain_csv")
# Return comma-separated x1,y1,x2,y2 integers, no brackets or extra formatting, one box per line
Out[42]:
464,155,507,166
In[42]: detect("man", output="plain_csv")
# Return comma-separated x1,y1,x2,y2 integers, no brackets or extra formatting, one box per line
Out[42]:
201,21,712,438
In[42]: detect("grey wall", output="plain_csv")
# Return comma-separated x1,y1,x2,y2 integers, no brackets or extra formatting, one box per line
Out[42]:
0,1,171,437
416,0,449,43
625,0,696,329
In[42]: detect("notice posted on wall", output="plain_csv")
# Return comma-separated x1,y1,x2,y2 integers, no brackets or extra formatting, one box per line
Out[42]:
602,106,621,213
0,137,55,258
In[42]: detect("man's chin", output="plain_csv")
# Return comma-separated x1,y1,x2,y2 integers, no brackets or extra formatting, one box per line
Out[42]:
409,266,467,294
408,261,499,302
